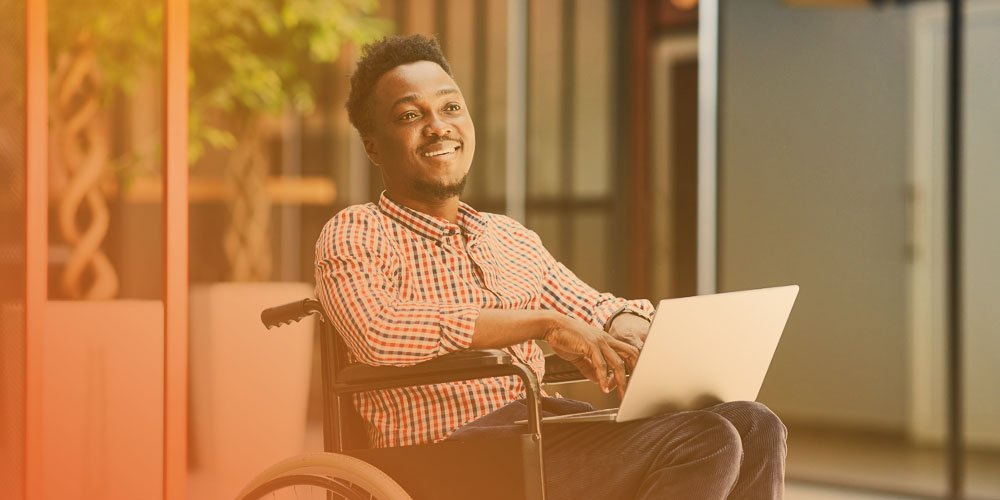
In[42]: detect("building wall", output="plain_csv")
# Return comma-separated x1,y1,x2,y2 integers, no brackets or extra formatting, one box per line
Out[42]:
719,0,911,430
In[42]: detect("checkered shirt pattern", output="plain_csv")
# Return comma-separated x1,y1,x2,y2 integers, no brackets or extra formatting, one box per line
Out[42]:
315,192,655,448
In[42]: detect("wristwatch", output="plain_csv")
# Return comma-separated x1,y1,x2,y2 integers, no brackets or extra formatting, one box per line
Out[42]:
604,304,650,333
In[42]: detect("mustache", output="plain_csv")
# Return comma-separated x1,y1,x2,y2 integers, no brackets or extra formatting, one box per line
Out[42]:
421,136,462,148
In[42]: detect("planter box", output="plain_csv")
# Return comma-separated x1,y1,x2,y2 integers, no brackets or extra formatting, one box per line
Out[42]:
41,300,164,500
187,282,315,500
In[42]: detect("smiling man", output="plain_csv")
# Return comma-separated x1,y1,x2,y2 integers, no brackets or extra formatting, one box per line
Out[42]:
315,35,787,499
360,59,474,206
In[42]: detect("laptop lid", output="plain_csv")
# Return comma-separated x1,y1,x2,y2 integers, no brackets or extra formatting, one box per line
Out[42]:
614,285,799,422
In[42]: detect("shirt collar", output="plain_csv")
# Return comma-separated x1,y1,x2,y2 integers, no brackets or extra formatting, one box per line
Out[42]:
378,191,487,242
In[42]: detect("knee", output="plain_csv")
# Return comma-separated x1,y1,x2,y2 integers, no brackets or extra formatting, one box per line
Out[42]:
694,411,744,445
665,411,744,462
741,401,787,441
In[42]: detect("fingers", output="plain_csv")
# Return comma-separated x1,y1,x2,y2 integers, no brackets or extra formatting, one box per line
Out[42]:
626,337,644,351
608,337,640,373
586,336,637,396
586,346,611,393
611,328,645,352
598,342,629,399
548,318,640,396
571,358,601,385
633,336,645,351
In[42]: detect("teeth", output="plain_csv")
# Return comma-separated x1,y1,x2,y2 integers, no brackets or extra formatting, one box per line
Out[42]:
422,145,459,157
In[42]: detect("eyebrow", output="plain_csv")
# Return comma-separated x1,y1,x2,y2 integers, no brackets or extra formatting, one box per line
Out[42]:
391,88,460,109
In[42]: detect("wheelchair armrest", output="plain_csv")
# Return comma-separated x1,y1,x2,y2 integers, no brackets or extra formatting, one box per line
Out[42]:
542,354,586,384
337,349,515,387
333,349,544,437
337,350,587,390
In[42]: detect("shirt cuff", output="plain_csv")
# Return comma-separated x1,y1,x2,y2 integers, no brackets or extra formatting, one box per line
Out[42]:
604,305,654,332
594,297,655,331
439,305,480,353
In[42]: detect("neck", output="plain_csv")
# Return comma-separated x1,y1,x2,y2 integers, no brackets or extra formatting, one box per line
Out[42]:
386,191,460,222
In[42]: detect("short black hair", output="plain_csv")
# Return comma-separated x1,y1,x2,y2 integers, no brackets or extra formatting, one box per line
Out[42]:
347,34,453,135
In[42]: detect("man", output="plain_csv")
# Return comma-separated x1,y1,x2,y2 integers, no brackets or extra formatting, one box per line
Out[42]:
316,34,786,499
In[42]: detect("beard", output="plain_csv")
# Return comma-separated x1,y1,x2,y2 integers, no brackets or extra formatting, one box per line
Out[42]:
412,173,468,200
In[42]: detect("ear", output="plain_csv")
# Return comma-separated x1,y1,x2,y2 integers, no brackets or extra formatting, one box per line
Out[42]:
362,136,380,166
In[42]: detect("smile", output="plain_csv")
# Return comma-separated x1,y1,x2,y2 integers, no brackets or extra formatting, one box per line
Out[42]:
421,142,461,158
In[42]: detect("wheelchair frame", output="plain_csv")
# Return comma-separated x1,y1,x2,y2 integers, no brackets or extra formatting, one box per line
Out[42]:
255,298,586,500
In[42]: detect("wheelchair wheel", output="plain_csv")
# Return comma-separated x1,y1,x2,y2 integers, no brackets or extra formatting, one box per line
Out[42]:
237,452,413,500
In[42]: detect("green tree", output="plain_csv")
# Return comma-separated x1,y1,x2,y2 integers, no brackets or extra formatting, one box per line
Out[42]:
49,0,390,162
47,0,391,291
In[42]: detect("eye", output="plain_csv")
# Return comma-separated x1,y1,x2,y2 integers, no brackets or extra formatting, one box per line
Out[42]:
399,110,419,121
443,103,462,112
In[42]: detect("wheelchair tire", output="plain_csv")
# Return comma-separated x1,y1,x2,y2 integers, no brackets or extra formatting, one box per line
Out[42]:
236,452,413,500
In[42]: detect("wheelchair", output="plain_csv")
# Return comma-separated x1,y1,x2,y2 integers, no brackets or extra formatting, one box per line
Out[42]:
236,298,586,500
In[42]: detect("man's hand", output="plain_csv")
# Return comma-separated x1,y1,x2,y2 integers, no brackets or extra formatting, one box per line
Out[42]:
543,315,640,399
607,313,651,351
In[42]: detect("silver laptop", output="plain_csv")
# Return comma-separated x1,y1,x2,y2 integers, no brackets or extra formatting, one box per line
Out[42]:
539,285,799,424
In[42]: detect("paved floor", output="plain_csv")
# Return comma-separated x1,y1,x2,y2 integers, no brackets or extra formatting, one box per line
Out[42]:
305,420,1000,499
787,481,920,500
786,423,1000,499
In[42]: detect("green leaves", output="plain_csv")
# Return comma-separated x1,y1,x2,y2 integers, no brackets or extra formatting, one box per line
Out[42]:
49,0,390,164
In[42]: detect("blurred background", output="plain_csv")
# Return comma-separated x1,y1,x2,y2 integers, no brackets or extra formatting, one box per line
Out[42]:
1,0,998,498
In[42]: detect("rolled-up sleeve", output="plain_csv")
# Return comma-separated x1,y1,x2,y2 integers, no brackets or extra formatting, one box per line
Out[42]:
543,262,654,328
513,226,654,329
314,209,479,366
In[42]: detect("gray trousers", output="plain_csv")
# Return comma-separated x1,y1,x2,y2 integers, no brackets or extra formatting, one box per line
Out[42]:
447,398,787,500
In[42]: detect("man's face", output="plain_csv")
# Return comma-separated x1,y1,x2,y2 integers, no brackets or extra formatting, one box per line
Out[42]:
363,60,476,201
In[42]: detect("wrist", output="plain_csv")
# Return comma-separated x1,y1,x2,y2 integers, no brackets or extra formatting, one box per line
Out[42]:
605,306,650,333
539,310,566,342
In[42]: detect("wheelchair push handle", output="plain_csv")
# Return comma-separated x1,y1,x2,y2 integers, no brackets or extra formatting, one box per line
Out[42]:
261,298,324,330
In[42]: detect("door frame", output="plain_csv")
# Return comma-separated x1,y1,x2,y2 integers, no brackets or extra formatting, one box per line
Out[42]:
908,0,1000,448
651,34,699,300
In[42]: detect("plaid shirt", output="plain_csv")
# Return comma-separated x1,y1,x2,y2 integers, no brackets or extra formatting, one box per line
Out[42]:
315,193,654,448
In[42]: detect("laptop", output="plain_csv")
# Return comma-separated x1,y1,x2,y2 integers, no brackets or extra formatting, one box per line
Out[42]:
537,285,799,424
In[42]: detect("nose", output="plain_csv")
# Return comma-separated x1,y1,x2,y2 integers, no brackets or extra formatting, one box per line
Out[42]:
423,112,453,138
